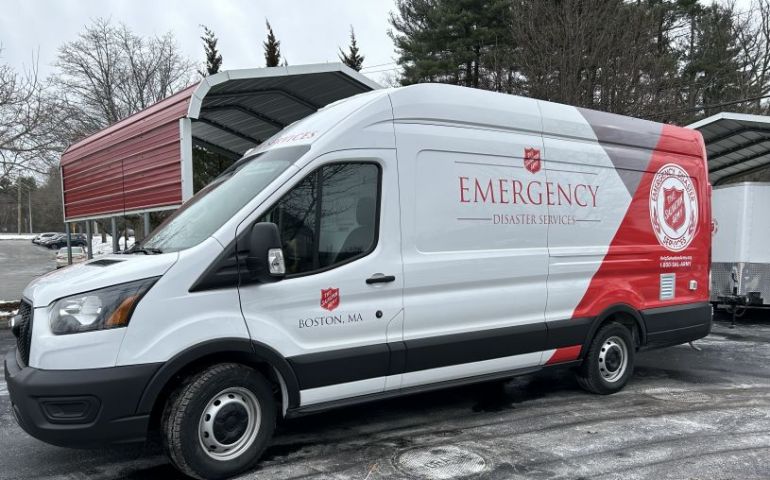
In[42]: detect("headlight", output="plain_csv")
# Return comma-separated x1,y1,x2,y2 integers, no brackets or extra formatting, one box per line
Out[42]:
49,278,158,335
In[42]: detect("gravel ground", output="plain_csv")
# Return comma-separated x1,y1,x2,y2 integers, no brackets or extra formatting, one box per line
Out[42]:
1,310,769,479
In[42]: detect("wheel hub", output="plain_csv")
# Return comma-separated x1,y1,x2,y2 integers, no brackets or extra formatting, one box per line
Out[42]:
604,346,621,371
598,336,628,383
199,387,261,461
213,403,249,445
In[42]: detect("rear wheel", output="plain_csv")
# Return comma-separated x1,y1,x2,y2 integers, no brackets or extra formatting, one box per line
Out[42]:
161,363,276,480
576,322,635,395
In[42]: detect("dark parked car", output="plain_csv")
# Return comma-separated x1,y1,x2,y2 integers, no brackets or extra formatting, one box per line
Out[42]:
39,234,64,248
43,233,87,249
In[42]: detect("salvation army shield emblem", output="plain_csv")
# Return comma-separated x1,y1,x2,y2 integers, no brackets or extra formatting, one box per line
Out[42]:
320,288,340,311
649,163,698,252
524,148,541,174
663,186,685,231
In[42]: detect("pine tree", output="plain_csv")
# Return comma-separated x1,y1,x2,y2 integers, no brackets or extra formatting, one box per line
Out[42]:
200,25,223,76
339,26,365,71
263,20,281,67
389,0,512,88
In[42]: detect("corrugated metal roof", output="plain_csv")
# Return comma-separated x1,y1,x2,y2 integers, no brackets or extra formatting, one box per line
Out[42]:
60,63,379,221
190,65,379,155
688,112,770,185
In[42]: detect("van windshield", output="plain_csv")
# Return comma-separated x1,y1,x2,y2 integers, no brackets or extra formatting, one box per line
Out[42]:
141,146,309,253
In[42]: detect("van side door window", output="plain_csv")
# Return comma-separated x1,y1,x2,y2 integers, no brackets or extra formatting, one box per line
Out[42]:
259,162,380,276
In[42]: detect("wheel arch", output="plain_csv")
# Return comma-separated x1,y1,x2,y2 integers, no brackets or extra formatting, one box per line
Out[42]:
136,338,301,426
582,304,647,357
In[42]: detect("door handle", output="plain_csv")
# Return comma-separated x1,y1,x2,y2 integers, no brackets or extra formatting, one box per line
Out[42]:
366,274,396,284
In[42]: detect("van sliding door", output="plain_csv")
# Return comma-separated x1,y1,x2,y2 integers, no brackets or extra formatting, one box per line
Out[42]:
392,89,549,388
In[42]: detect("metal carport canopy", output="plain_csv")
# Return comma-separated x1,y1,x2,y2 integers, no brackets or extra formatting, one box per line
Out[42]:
60,63,380,221
688,112,770,186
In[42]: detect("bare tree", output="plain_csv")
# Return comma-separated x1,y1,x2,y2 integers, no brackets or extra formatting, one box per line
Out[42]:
732,0,770,113
509,0,680,118
0,49,61,184
55,18,196,142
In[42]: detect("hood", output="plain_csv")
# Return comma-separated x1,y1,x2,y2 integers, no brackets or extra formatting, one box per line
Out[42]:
23,252,180,307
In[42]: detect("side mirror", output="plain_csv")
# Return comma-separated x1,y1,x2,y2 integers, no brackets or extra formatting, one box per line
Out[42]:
246,222,286,283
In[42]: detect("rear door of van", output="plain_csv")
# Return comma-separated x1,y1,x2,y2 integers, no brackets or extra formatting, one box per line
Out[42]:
391,87,549,388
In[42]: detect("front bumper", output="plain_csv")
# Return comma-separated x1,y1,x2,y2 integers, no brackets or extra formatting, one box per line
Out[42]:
4,350,161,448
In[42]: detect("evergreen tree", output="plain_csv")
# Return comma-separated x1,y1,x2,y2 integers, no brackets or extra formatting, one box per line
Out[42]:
263,20,281,67
339,26,365,71
199,25,223,76
389,0,513,89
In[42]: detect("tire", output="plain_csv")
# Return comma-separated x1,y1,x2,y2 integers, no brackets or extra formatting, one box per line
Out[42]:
161,363,277,480
576,322,635,395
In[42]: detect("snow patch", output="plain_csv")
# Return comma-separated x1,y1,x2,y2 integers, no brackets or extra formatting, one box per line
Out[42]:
0,234,36,240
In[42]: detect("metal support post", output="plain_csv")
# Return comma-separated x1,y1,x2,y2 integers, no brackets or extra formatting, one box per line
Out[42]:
28,191,32,233
111,217,119,253
65,223,72,265
86,220,93,259
143,213,151,240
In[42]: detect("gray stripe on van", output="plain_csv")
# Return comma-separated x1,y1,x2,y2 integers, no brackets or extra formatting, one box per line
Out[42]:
577,108,663,197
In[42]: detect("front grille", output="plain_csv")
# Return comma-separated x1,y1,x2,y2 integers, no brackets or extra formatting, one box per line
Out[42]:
14,300,33,367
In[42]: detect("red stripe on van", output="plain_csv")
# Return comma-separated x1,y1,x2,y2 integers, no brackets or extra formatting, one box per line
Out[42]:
546,345,582,365
571,124,710,319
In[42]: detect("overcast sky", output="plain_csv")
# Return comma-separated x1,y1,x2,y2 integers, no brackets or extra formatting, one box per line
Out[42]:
0,0,400,84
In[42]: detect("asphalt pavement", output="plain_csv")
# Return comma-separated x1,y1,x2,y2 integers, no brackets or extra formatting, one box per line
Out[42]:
1,311,769,479
0,240,56,302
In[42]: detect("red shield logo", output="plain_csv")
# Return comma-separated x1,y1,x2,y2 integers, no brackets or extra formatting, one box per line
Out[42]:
663,187,685,231
320,288,340,311
524,148,541,174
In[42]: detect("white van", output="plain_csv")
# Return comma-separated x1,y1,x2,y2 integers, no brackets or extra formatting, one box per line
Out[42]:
7,84,712,479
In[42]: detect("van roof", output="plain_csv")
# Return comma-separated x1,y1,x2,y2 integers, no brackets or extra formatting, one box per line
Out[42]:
386,83,702,158
249,83,703,162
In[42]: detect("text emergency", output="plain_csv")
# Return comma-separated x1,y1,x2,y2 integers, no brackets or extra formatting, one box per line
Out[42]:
459,176,600,207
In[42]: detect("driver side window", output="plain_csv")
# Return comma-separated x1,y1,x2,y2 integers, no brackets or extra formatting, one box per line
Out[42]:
258,162,380,276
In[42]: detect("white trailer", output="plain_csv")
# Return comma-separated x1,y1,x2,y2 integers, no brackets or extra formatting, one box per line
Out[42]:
711,182,770,307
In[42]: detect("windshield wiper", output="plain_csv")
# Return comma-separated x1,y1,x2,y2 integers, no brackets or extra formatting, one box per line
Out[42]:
123,244,163,255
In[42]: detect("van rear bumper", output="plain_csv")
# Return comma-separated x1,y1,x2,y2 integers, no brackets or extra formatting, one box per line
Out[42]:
4,350,161,448
642,301,712,349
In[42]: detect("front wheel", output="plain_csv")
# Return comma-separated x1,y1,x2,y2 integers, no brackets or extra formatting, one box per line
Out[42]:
161,363,277,479
576,322,635,395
